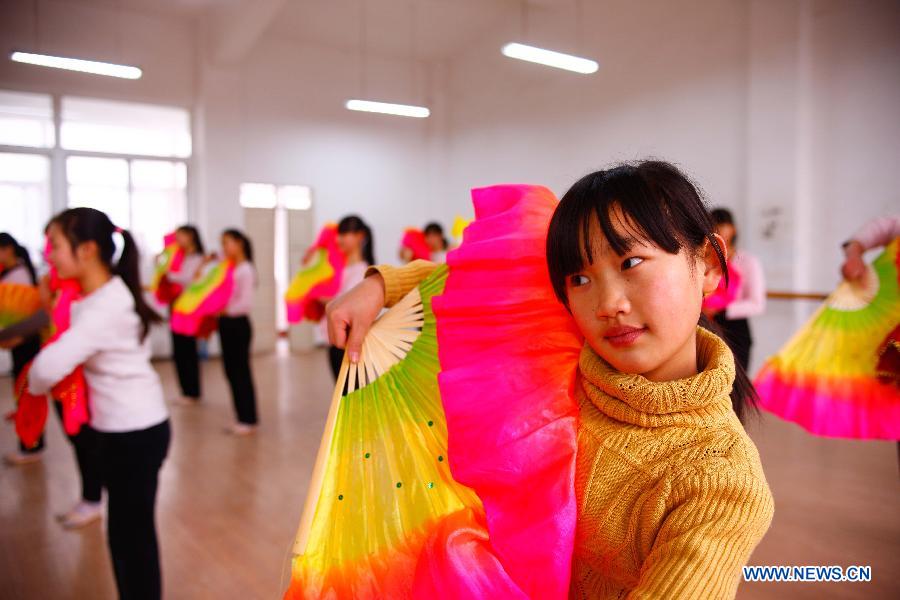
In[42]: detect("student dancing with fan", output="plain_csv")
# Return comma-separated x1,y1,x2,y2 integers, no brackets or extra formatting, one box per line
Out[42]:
754,214,900,441
26,208,170,599
287,161,774,599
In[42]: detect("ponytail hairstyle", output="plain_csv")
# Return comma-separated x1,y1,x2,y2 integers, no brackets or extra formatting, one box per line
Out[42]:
424,222,449,251
338,215,375,266
0,232,37,285
545,160,757,422
49,208,161,341
176,225,205,255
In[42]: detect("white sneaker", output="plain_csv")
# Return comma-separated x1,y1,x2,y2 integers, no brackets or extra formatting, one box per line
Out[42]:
225,423,257,436
4,450,43,466
61,501,103,529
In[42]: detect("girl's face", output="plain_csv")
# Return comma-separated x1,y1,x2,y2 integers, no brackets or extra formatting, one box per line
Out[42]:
0,245,15,267
221,234,242,260
565,207,724,382
46,224,87,279
425,232,444,252
337,231,364,256
175,230,195,253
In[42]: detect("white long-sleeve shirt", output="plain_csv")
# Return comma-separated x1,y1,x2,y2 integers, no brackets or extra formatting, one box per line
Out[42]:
29,276,168,433
1,264,34,285
851,215,900,251
166,253,204,288
725,250,766,320
225,261,256,317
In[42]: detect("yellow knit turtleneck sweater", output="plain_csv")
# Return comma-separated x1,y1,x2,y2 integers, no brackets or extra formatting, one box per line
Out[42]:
370,262,774,599
572,327,774,599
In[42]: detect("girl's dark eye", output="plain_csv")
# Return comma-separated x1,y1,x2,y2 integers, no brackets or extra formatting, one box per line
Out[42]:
569,274,589,287
621,257,644,270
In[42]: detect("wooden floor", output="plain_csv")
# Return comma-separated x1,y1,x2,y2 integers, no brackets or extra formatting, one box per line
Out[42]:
1,347,898,599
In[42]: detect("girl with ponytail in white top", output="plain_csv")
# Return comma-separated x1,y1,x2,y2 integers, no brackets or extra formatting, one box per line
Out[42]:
219,229,259,435
28,208,170,600
165,225,206,404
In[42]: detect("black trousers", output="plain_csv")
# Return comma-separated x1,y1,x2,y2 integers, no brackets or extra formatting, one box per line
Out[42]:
714,314,753,372
218,316,258,425
171,331,200,398
99,420,170,600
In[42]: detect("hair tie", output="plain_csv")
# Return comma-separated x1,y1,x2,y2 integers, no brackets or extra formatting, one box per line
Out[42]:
115,227,123,234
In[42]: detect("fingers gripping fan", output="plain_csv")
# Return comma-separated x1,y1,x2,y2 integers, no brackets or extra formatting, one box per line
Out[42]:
285,265,483,599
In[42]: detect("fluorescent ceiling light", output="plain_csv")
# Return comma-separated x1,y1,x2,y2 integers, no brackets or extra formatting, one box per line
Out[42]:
10,51,142,80
346,99,430,118
501,43,598,74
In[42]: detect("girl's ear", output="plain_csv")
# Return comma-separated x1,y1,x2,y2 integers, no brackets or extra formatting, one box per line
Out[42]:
701,233,727,295
75,239,98,264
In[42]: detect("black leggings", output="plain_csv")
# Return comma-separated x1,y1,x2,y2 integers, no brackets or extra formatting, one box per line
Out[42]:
99,420,170,600
171,330,201,398
218,316,258,425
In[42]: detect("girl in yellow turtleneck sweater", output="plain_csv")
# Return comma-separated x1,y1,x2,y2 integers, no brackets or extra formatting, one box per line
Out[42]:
326,160,774,599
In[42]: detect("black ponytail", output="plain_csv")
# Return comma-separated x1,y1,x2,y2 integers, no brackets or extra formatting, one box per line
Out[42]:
0,232,37,285
49,208,161,341
338,215,376,266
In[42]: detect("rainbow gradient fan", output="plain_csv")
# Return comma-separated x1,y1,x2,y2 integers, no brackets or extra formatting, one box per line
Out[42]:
0,282,41,328
149,232,185,304
170,260,235,336
754,238,900,439
285,224,345,324
284,185,582,599
285,265,485,598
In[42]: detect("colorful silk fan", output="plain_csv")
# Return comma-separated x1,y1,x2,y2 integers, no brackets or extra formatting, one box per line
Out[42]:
286,265,485,599
754,237,900,440
451,216,471,244
285,224,346,324
150,232,186,304
285,185,582,600
400,228,431,262
0,282,41,328
13,256,90,447
170,260,235,336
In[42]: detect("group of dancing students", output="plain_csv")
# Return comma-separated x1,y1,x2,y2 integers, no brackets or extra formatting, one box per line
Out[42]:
0,211,448,599
0,160,896,599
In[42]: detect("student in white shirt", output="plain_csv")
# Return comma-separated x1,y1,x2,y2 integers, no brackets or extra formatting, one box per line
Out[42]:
28,208,169,600
219,229,259,435
708,208,766,371
424,221,449,263
165,225,206,404
0,232,46,463
324,216,375,379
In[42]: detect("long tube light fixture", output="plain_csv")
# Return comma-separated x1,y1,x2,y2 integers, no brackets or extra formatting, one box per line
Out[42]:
10,51,142,79
345,99,430,118
501,42,598,74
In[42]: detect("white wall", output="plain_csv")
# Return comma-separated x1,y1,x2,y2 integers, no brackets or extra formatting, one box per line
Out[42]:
194,36,439,266
434,0,900,369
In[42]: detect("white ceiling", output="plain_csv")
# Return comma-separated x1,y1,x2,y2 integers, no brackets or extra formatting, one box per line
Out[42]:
93,0,581,62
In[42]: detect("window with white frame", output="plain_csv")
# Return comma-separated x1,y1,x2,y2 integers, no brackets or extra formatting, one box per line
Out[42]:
0,90,192,280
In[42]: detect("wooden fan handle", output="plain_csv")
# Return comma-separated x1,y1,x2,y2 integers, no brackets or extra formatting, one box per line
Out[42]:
293,353,350,555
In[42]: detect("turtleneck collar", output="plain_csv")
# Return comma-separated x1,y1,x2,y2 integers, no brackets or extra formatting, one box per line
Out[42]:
578,327,736,428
